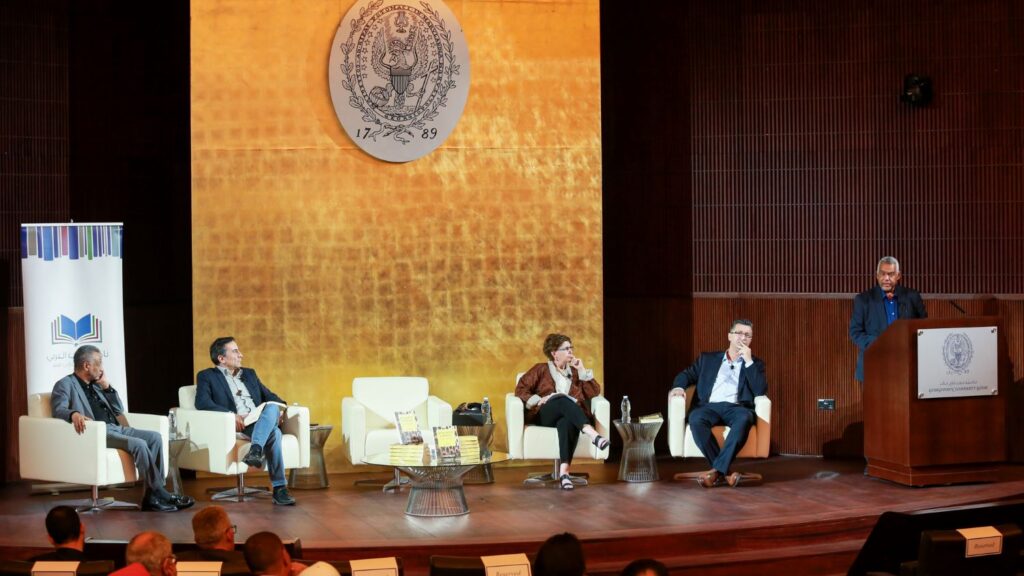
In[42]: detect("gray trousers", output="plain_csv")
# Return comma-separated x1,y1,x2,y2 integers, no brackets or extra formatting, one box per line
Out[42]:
105,425,166,495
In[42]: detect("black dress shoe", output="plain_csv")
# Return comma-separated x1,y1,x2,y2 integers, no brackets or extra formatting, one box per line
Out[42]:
141,494,177,512
243,444,265,469
272,486,295,506
167,494,195,510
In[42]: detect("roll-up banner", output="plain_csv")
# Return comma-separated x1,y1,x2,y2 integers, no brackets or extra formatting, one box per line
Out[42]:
20,223,128,408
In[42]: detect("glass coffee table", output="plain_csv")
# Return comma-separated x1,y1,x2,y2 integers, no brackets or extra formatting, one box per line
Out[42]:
363,448,507,517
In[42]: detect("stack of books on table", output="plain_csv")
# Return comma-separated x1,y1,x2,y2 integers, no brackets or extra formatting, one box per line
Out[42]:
389,443,425,465
458,436,480,464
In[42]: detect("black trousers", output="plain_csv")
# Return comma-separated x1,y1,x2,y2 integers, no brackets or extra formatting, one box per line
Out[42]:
537,396,589,464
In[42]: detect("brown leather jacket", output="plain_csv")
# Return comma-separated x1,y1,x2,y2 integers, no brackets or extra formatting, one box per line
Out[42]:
514,362,601,425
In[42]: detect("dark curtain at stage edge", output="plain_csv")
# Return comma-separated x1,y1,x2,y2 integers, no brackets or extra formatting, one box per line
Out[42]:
0,0,191,482
601,1,693,440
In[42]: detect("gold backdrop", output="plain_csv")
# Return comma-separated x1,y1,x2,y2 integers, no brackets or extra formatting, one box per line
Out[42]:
191,0,602,471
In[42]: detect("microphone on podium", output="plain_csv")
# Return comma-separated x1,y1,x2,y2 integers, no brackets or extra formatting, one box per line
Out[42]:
949,300,967,315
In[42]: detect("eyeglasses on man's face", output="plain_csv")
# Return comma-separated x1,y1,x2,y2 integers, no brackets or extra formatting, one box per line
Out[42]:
729,331,753,340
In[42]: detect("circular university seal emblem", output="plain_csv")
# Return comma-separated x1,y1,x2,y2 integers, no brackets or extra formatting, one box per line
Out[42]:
942,332,973,374
329,0,470,163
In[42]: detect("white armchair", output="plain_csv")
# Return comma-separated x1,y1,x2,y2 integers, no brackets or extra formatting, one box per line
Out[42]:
668,391,771,459
506,373,610,486
341,377,452,488
174,385,309,502
19,393,169,512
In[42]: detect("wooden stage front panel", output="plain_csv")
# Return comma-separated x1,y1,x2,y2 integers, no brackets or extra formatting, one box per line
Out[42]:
1,457,1023,576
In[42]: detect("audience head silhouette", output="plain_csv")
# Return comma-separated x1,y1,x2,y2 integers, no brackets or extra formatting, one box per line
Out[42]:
533,532,586,576
620,559,668,576
244,532,290,576
191,505,235,550
125,531,176,576
44,505,84,549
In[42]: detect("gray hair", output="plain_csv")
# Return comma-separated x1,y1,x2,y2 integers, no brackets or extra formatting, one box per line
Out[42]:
192,505,231,546
126,531,173,576
876,256,901,274
73,345,101,370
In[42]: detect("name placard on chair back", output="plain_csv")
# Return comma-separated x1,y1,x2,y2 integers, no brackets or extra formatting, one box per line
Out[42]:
176,562,222,576
481,554,531,576
349,557,398,576
31,562,78,576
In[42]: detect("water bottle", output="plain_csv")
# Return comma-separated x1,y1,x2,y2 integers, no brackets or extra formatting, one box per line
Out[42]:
168,409,177,438
621,396,631,424
482,396,492,424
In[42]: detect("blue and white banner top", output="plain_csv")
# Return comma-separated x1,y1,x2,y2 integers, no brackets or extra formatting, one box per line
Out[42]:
21,223,128,405
21,223,124,261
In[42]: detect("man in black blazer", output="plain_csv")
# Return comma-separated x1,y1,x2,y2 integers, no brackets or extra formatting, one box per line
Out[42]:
670,319,768,488
195,337,295,505
849,256,928,383
30,506,87,561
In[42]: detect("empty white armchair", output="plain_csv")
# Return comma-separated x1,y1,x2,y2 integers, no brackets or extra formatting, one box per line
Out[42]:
342,376,452,466
19,393,168,511
174,385,309,501
668,391,771,459
506,373,610,486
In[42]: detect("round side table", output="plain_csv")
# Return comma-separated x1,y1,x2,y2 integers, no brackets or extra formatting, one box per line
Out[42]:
288,424,333,489
613,419,662,482
167,435,191,496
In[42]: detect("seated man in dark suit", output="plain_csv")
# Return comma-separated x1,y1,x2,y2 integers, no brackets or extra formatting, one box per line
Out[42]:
177,506,249,573
849,256,928,383
51,345,194,512
670,319,768,488
30,506,86,561
195,337,295,506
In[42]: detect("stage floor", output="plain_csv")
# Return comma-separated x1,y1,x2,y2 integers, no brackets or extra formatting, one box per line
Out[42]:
2,457,1023,575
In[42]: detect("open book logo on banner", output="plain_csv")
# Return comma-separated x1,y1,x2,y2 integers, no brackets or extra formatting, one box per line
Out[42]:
329,0,470,163
51,314,103,345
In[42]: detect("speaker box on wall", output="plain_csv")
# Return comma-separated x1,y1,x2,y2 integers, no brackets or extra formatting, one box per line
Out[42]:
901,74,933,107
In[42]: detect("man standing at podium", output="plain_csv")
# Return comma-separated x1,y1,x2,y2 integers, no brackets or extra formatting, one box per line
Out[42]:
849,256,928,383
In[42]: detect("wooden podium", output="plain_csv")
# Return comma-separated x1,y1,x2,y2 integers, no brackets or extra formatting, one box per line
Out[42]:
864,316,1007,486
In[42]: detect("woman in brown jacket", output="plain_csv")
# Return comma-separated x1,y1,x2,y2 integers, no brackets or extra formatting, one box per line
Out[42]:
514,333,609,490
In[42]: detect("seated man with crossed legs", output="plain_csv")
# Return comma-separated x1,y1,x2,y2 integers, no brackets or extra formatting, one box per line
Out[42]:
51,345,194,512
195,337,295,506
670,319,767,488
